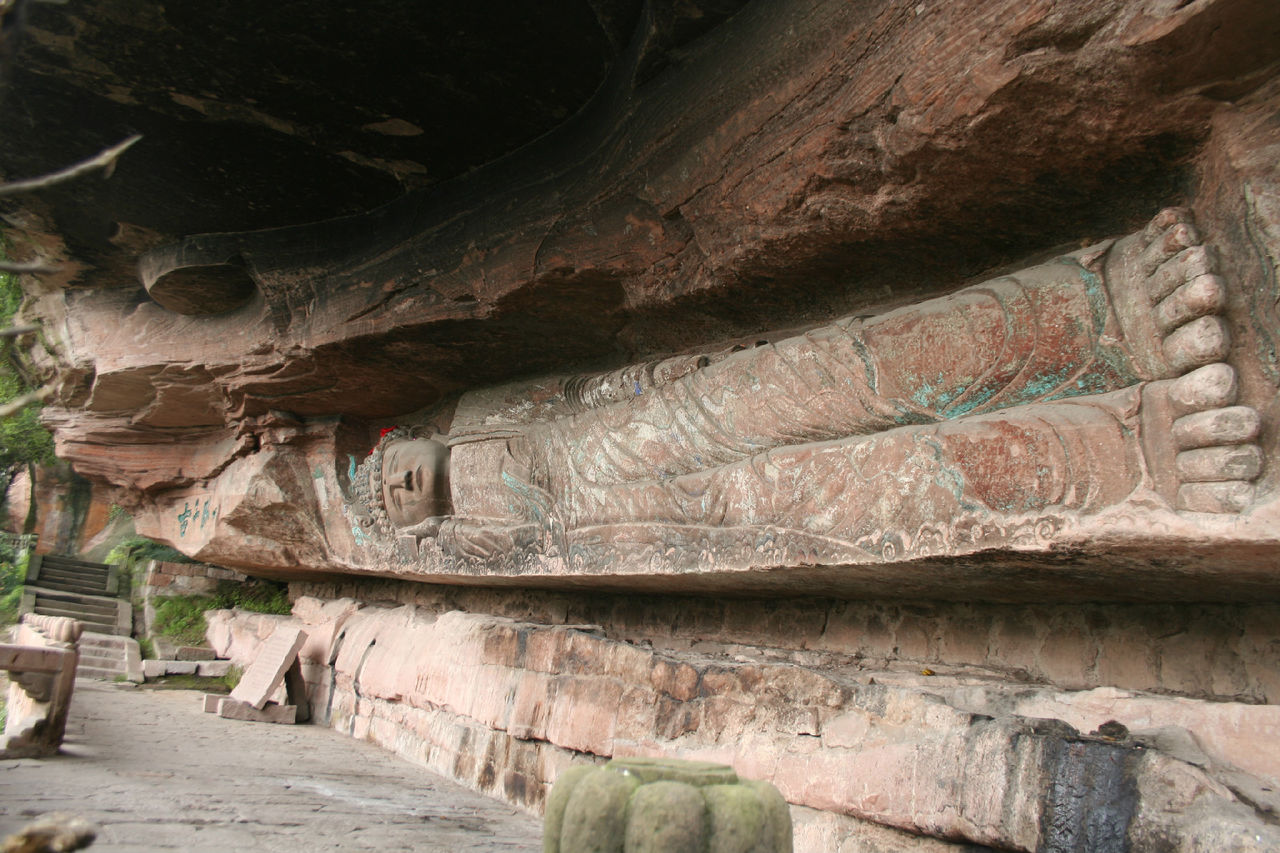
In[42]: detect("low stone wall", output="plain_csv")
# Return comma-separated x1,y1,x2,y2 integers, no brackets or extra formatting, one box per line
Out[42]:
292,579,1280,705
139,559,249,638
208,596,1280,852
142,559,247,597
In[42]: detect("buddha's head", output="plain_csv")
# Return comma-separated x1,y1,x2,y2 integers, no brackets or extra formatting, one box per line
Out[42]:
349,427,451,534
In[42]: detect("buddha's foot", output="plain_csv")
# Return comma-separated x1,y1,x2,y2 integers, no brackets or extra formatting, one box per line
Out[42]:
1139,208,1261,512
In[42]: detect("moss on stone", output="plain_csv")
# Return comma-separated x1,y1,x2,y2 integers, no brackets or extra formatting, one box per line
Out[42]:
557,767,640,853
544,764,599,853
545,759,792,853
624,780,707,853
606,756,738,787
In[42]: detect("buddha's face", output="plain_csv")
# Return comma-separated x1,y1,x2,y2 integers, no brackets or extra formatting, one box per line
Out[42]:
377,438,451,527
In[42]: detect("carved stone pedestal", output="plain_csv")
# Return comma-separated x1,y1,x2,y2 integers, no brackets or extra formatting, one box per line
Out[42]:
544,757,792,853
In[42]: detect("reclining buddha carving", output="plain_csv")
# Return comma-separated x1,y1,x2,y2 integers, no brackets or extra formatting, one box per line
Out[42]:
345,209,1263,566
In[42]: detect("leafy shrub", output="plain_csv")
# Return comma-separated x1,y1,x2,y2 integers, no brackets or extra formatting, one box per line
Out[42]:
0,586,21,626
150,595,216,646
222,664,244,691
0,539,29,627
0,260,55,483
211,578,290,615
106,535,193,567
149,579,290,647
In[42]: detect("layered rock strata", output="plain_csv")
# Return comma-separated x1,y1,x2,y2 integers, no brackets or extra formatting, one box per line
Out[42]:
209,599,1280,852
5,0,1276,602
2,1,1279,849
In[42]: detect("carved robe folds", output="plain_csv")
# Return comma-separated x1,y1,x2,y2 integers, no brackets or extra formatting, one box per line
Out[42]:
435,225,1230,568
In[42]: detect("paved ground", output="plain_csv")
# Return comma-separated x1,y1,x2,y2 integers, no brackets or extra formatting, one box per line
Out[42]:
1,681,543,851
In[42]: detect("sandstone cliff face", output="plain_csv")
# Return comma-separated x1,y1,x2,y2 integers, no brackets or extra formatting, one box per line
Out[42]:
5,2,1280,848
10,0,1277,601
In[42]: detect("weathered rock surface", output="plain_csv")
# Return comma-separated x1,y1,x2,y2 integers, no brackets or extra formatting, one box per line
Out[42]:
210,600,1280,852
4,3,1280,848
2,0,1277,601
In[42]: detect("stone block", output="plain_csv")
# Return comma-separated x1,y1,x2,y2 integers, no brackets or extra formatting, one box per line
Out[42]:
230,625,307,709
142,659,167,679
176,646,216,661
202,693,222,713
165,661,199,675
153,636,179,660
124,637,144,683
216,698,297,724
197,660,232,677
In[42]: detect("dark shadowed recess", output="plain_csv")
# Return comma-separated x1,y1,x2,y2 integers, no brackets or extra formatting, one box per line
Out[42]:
0,0,750,283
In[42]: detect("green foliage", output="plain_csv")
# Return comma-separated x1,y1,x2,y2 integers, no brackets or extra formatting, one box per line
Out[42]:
106,535,193,567
0,586,21,626
211,578,290,615
0,385,54,471
136,635,155,659
222,664,244,691
0,248,55,479
0,264,19,319
0,538,30,627
148,579,289,648
151,595,216,646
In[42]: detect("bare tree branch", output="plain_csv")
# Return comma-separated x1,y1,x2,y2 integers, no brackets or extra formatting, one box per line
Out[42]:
0,324,38,338
0,385,52,419
0,261,58,275
0,135,142,198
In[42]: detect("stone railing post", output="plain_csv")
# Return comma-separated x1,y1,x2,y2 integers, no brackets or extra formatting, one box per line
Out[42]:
1,613,84,758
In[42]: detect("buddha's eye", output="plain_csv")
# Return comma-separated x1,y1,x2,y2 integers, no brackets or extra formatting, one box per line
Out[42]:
404,471,414,492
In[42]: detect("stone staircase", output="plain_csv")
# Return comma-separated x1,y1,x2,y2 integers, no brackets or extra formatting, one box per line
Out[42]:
76,631,144,682
21,553,132,639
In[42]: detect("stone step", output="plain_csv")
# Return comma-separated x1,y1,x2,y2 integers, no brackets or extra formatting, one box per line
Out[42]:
36,592,118,609
36,570,110,586
80,633,132,650
38,556,112,571
79,649,126,665
79,651,127,663
27,555,119,598
20,589,133,637
32,605,118,626
35,591,119,612
36,566,108,582
32,579,112,596
75,634,143,682
33,603,116,623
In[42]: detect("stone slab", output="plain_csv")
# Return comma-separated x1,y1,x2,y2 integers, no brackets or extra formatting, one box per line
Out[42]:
229,626,307,710
143,659,166,679
176,646,216,661
216,698,297,724
0,644,68,675
202,693,222,713
196,660,232,677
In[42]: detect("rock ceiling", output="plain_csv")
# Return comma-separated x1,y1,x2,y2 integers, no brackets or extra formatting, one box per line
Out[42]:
1,0,1278,598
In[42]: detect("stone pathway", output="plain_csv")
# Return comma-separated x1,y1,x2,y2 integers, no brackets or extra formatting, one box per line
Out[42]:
0,681,542,851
